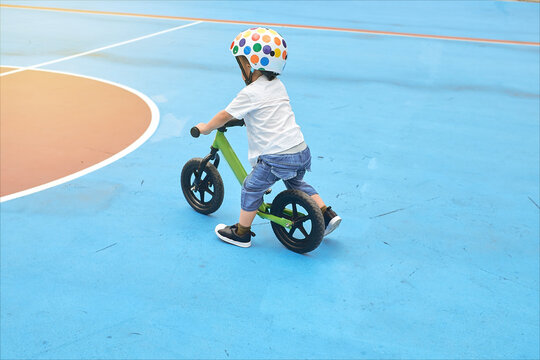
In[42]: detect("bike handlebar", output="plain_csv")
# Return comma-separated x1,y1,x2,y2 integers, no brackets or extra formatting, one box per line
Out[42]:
222,119,245,128
190,126,201,138
190,119,245,138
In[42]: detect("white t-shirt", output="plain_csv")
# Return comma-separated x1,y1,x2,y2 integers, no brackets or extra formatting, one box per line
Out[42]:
225,76,304,167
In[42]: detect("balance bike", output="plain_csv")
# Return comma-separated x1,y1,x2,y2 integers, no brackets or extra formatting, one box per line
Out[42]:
181,119,324,254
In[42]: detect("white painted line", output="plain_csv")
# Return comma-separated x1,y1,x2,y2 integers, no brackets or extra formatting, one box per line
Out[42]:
0,67,160,203
0,20,203,77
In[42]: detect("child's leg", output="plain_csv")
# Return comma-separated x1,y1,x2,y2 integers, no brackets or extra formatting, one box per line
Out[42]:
310,194,325,208
283,171,341,236
283,169,319,198
283,172,324,207
239,209,258,228
216,160,278,246
239,161,278,227
235,175,272,237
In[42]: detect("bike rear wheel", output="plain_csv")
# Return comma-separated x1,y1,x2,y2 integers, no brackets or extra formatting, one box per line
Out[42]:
270,189,325,254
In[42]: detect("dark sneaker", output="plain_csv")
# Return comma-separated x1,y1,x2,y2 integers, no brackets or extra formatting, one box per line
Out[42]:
215,224,254,248
323,207,342,236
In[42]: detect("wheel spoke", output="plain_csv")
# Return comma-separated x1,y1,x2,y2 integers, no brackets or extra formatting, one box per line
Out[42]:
288,225,298,236
298,224,309,238
295,215,310,224
206,188,214,196
292,203,298,218
199,190,205,203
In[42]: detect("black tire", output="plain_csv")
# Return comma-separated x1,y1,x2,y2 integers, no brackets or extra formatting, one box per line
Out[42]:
181,158,224,215
270,189,325,254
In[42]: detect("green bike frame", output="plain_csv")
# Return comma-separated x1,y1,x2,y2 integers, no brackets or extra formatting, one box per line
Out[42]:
211,131,293,229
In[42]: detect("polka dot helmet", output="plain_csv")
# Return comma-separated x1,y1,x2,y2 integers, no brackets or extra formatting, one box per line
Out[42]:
230,27,288,74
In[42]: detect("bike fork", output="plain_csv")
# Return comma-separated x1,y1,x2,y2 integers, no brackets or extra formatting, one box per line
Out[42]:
192,146,220,192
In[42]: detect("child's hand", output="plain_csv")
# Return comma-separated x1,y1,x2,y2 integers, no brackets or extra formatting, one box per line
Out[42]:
195,123,212,135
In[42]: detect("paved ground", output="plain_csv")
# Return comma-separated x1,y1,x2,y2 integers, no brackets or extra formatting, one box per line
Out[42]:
1,1,539,359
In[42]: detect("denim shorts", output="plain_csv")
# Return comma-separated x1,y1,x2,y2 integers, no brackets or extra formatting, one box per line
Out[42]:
241,146,318,211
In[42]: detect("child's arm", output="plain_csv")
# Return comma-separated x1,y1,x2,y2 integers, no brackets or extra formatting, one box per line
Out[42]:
196,110,234,135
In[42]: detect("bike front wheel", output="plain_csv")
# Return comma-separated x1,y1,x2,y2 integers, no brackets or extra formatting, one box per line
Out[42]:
181,158,224,215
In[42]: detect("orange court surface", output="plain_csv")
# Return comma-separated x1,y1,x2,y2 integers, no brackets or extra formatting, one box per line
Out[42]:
0,67,152,197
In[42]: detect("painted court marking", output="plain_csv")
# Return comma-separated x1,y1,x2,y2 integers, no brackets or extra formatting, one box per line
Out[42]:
0,67,160,203
0,4,537,201
0,18,205,201
1,3,539,46
0,20,203,77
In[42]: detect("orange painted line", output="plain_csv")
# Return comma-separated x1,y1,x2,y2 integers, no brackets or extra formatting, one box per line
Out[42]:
2,3,539,47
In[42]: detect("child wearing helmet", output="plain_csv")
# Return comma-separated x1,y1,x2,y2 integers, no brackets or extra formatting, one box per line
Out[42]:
195,27,341,248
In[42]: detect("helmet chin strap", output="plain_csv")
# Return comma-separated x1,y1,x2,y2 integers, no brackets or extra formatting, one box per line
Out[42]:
236,57,253,85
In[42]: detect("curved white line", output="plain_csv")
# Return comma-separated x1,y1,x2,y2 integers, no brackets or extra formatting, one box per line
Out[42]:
0,66,160,203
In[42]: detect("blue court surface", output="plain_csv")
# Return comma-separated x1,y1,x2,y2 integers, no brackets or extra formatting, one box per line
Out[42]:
1,1,539,359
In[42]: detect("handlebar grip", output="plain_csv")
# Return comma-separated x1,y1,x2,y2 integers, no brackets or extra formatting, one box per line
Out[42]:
226,119,245,127
190,126,200,138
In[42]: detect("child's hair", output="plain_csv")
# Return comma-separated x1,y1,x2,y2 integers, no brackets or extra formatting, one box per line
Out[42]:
261,70,279,81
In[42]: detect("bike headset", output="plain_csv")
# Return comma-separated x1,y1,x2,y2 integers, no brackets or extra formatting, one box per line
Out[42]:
230,27,288,85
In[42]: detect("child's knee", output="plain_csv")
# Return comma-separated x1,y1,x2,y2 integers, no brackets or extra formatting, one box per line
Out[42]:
283,178,317,196
242,161,274,192
242,176,269,195
240,188,264,211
